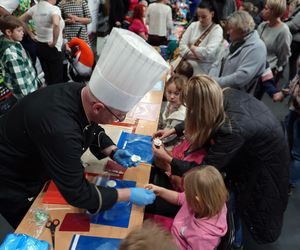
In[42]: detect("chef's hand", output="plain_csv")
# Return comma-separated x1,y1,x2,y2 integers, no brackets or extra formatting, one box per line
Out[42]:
129,188,156,206
112,149,140,167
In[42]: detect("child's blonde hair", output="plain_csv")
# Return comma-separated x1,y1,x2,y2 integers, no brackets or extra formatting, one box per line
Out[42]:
165,74,187,104
184,166,228,218
119,220,179,250
0,15,23,35
184,75,225,149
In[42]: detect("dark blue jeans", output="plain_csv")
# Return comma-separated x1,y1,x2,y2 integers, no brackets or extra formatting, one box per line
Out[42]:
286,110,300,185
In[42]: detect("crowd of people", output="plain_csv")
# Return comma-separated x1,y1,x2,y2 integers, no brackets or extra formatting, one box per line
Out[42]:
0,0,299,249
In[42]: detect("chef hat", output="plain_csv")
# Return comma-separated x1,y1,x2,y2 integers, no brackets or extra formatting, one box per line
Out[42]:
89,28,170,112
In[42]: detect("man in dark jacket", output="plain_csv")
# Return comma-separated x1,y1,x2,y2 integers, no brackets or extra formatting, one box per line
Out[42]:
0,28,169,228
151,86,289,245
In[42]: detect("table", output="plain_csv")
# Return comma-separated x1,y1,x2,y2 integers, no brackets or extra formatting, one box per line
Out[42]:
15,89,164,250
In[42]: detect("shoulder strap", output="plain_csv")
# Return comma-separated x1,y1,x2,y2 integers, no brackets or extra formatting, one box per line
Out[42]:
259,22,268,38
194,23,215,47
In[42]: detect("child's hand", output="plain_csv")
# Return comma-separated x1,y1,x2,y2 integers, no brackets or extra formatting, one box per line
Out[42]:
144,184,164,196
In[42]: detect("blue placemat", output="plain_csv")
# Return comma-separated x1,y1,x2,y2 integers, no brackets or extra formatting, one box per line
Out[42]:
69,235,121,250
90,178,136,228
117,131,153,164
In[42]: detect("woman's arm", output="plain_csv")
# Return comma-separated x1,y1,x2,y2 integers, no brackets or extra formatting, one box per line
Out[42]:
49,14,60,47
66,15,92,25
191,25,224,61
179,24,193,57
138,31,148,41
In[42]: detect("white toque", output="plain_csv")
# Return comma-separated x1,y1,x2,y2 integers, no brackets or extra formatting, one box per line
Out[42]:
89,28,170,112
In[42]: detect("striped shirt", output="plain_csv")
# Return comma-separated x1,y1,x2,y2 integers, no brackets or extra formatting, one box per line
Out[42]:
58,0,91,45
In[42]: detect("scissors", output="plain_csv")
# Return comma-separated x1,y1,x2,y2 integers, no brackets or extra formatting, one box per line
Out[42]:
46,219,60,249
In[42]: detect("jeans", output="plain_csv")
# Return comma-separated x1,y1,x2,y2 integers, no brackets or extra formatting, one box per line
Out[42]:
229,192,243,247
286,111,300,184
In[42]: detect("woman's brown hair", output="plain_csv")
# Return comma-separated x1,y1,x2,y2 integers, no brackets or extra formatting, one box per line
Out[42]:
184,75,225,150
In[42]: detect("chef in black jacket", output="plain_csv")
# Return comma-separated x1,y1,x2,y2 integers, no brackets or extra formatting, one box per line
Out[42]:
0,28,169,228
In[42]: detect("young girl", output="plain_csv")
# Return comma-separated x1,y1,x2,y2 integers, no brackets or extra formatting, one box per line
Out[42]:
0,15,38,100
159,74,187,131
146,166,228,250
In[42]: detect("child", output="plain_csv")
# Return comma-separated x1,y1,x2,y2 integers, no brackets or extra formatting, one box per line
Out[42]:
0,15,38,100
174,60,193,79
159,74,187,131
119,220,179,250
146,166,228,250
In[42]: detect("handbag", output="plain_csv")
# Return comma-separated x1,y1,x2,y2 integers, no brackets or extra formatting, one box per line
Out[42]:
170,23,216,71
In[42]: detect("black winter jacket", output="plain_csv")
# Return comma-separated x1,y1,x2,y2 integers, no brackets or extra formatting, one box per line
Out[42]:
172,88,289,243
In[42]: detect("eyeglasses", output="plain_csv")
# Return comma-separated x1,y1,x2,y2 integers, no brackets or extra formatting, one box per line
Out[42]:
103,104,126,122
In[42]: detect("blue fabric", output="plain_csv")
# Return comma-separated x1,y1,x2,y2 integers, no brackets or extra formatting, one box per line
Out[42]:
117,132,153,164
0,234,49,250
286,111,300,184
90,178,136,228
69,235,121,250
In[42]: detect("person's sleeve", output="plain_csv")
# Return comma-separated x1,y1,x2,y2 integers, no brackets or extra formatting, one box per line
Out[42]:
257,22,263,35
145,5,151,25
286,12,300,33
193,26,224,61
27,5,35,17
34,130,118,213
129,19,143,33
275,28,292,70
166,6,173,30
179,24,192,56
202,124,245,171
89,124,116,159
214,42,266,89
176,192,186,206
174,122,185,136
83,0,92,19
3,47,28,98
170,158,199,176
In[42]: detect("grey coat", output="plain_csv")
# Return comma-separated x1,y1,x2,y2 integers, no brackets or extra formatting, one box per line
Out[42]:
209,31,266,91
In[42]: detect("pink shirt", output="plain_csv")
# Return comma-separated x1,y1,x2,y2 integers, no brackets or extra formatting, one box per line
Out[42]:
171,193,227,250
129,19,148,36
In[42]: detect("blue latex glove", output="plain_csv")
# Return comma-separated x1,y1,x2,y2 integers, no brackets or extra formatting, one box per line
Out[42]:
129,188,156,206
113,149,140,167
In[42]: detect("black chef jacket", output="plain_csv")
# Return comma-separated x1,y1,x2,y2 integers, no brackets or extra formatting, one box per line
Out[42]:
0,82,118,221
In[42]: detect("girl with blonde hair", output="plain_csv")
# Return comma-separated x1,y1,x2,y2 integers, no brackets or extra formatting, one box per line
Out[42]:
150,75,289,245
146,166,228,250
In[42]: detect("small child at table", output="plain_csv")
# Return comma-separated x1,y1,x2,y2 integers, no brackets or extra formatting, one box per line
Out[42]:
159,74,187,131
146,166,228,250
